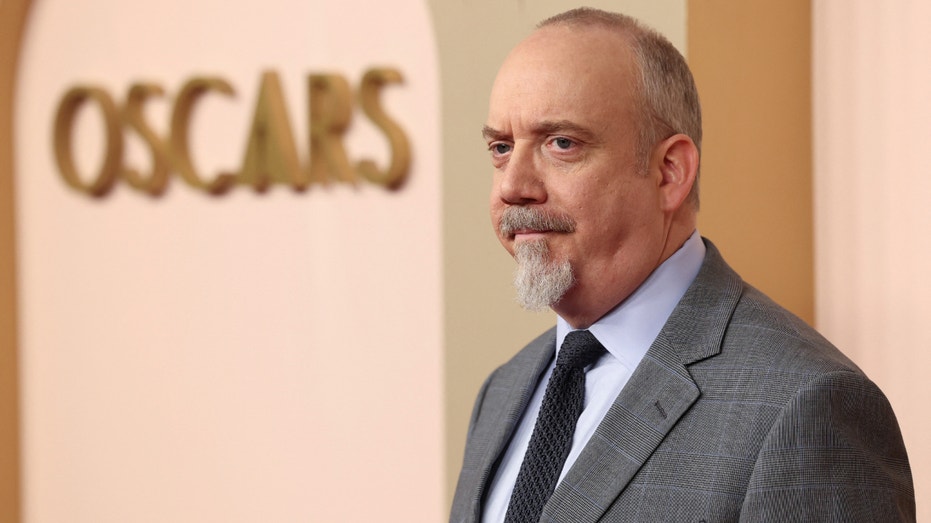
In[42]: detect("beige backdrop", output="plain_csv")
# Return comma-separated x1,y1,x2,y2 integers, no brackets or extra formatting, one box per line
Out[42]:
3,0,923,521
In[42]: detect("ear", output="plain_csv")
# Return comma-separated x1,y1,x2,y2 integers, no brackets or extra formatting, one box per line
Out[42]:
653,133,699,213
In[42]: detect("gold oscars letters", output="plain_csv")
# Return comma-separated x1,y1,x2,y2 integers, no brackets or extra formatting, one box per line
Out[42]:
52,68,411,197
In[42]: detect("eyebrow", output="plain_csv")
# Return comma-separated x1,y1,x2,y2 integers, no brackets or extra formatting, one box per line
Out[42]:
481,125,507,142
482,120,595,142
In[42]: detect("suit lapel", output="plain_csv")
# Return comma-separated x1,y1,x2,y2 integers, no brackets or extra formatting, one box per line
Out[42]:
542,240,744,522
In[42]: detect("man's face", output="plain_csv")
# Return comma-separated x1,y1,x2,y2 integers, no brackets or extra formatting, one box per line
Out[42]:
486,25,674,328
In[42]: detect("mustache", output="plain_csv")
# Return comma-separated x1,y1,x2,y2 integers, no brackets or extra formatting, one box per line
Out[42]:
499,206,576,237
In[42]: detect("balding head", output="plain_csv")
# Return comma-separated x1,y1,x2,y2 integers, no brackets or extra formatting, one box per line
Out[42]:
538,8,702,206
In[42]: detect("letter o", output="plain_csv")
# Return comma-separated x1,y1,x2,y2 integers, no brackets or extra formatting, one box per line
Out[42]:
52,86,124,197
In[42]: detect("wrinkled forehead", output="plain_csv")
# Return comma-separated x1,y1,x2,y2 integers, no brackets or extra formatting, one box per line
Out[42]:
488,25,639,127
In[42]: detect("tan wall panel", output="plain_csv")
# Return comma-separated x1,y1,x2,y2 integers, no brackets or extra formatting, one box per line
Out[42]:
0,1,28,521
688,0,814,324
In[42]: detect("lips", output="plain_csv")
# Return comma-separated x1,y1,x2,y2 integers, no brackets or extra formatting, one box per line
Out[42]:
511,228,552,240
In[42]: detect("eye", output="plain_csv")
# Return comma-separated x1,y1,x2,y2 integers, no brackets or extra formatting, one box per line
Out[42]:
489,142,512,155
552,137,574,150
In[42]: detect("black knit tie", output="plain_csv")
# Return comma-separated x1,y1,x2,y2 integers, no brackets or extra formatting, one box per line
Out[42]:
504,329,606,523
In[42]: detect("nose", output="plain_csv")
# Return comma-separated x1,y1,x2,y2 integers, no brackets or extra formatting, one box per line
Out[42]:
494,145,546,205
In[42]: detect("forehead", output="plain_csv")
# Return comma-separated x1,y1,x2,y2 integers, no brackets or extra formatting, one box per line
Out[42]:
487,25,639,130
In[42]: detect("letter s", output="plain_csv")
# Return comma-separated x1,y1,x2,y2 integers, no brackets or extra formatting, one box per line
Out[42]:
356,68,411,190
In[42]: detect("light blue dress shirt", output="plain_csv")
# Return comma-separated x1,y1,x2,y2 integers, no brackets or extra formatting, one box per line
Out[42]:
482,231,706,523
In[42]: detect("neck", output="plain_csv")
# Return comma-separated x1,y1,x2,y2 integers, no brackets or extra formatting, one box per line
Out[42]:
554,215,697,329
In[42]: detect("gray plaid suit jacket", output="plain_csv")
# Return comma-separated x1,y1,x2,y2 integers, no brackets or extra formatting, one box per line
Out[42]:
450,240,915,522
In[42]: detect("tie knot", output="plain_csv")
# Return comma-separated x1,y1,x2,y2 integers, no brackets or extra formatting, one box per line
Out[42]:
557,330,605,370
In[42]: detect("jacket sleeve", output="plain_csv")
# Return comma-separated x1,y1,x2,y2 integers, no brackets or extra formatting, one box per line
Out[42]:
449,368,499,523
740,370,915,521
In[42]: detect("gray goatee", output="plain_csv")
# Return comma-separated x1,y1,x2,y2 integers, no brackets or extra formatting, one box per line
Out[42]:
500,207,576,310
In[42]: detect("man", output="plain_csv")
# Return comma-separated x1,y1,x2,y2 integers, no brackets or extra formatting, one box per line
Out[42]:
450,8,914,523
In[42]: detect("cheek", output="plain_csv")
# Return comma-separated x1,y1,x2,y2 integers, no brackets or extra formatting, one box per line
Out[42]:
488,201,508,244
489,198,502,227
489,177,503,209
574,192,641,240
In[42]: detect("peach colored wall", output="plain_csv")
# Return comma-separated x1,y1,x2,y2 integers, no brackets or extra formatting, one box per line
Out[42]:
814,1,929,518
15,1,442,521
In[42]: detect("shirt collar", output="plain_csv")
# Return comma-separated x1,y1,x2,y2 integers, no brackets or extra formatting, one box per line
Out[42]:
556,231,706,368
